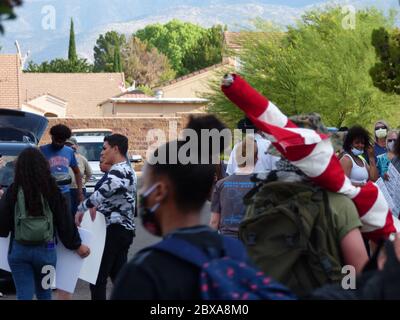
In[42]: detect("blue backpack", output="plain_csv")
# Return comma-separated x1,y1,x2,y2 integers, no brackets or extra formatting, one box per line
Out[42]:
150,236,296,300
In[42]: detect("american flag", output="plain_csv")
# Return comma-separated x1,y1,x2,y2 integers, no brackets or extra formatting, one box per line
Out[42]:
221,74,399,242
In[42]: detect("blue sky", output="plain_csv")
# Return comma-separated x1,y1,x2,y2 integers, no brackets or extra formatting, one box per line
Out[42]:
257,0,327,6
268,0,399,7
3,0,398,62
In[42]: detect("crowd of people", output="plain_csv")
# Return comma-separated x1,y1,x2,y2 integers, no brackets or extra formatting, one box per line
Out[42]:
1,74,400,300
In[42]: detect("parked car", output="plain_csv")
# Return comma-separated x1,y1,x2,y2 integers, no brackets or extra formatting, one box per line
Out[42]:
73,134,142,194
72,128,112,137
0,108,48,295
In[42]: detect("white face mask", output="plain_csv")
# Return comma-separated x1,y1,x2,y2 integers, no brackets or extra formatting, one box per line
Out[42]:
351,148,363,156
375,128,388,139
387,141,395,151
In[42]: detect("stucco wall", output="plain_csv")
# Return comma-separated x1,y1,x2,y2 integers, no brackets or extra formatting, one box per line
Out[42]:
40,117,191,165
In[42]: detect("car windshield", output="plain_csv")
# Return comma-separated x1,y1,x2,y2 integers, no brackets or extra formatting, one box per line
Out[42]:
73,131,111,137
0,155,18,187
78,142,103,161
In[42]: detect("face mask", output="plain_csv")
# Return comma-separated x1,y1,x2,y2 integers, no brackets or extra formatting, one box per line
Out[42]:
375,128,387,139
139,183,162,237
351,148,363,156
388,141,395,152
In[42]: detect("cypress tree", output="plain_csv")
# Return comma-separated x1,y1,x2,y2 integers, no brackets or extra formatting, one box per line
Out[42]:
68,18,77,62
113,43,122,72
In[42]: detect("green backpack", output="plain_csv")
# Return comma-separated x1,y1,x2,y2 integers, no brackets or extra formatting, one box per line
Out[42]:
14,188,54,245
239,178,343,297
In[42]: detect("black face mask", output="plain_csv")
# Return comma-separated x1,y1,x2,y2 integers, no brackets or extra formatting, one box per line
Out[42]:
139,183,162,237
51,142,64,151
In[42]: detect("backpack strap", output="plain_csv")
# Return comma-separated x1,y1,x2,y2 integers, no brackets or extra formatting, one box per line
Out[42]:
318,190,340,279
221,236,249,261
15,188,27,218
150,238,210,267
148,236,248,268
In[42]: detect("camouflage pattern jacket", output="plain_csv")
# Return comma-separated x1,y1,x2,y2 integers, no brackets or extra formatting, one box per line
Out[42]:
78,162,136,231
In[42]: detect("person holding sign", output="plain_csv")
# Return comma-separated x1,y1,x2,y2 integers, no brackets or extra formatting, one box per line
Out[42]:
75,134,136,300
0,148,90,300
377,131,400,179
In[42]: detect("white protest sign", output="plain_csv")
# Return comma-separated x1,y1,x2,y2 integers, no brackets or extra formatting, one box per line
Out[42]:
376,178,396,214
55,227,92,293
384,163,400,217
78,211,106,284
0,235,10,272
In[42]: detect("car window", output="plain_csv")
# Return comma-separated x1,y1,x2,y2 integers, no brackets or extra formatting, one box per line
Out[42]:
73,131,112,137
0,155,18,187
78,143,103,161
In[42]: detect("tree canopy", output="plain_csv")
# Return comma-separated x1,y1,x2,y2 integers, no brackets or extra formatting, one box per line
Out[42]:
206,7,399,129
25,58,93,73
135,20,224,76
68,18,77,62
121,36,175,87
0,0,22,34
113,42,123,72
93,31,126,72
370,27,400,95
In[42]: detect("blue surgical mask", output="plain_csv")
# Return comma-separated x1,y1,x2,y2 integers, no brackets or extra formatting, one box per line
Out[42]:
351,148,363,156
139,183,162,236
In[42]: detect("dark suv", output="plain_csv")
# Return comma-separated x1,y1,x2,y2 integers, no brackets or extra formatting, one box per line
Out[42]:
0,109,48,294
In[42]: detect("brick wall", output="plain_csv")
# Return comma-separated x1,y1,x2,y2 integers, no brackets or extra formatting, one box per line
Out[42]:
41,117,191,163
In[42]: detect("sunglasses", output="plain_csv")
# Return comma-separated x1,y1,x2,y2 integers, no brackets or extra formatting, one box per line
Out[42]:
388,139,396,142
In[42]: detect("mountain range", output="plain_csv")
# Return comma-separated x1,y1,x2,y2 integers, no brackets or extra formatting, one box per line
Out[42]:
0,0,398,65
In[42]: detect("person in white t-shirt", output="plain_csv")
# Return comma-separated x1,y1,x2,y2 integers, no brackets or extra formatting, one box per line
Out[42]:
226,117,280,175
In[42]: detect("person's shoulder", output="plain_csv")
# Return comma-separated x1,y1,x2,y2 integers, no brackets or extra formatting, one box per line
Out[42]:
215,175,231,188
340,153,352,162
326,191,357,213
78,153,88,162
39,144,49,151
63,145,74,154
111,162,135,176
128,246,180,271
254,133,271,146
377,153,387,161
326,191,353,203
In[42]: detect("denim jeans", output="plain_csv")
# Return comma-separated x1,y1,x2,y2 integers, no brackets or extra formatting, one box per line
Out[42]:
8,240,57,300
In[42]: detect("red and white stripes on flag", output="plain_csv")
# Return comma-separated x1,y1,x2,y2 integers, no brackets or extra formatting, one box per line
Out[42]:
221,74,398,242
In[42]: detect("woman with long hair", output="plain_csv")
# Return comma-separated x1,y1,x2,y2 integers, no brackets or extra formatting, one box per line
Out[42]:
340,126,379,187
0,147,90,300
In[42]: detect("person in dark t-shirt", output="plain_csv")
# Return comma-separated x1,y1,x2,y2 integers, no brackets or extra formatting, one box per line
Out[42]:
210,136,257,237
111,140,230,300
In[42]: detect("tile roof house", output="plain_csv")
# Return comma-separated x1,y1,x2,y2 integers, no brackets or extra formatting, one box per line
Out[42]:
154,62,235,100
99,89,208,117
0,54,125,118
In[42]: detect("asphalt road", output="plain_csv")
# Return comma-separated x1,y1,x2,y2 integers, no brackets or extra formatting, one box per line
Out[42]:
1,201,212,300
